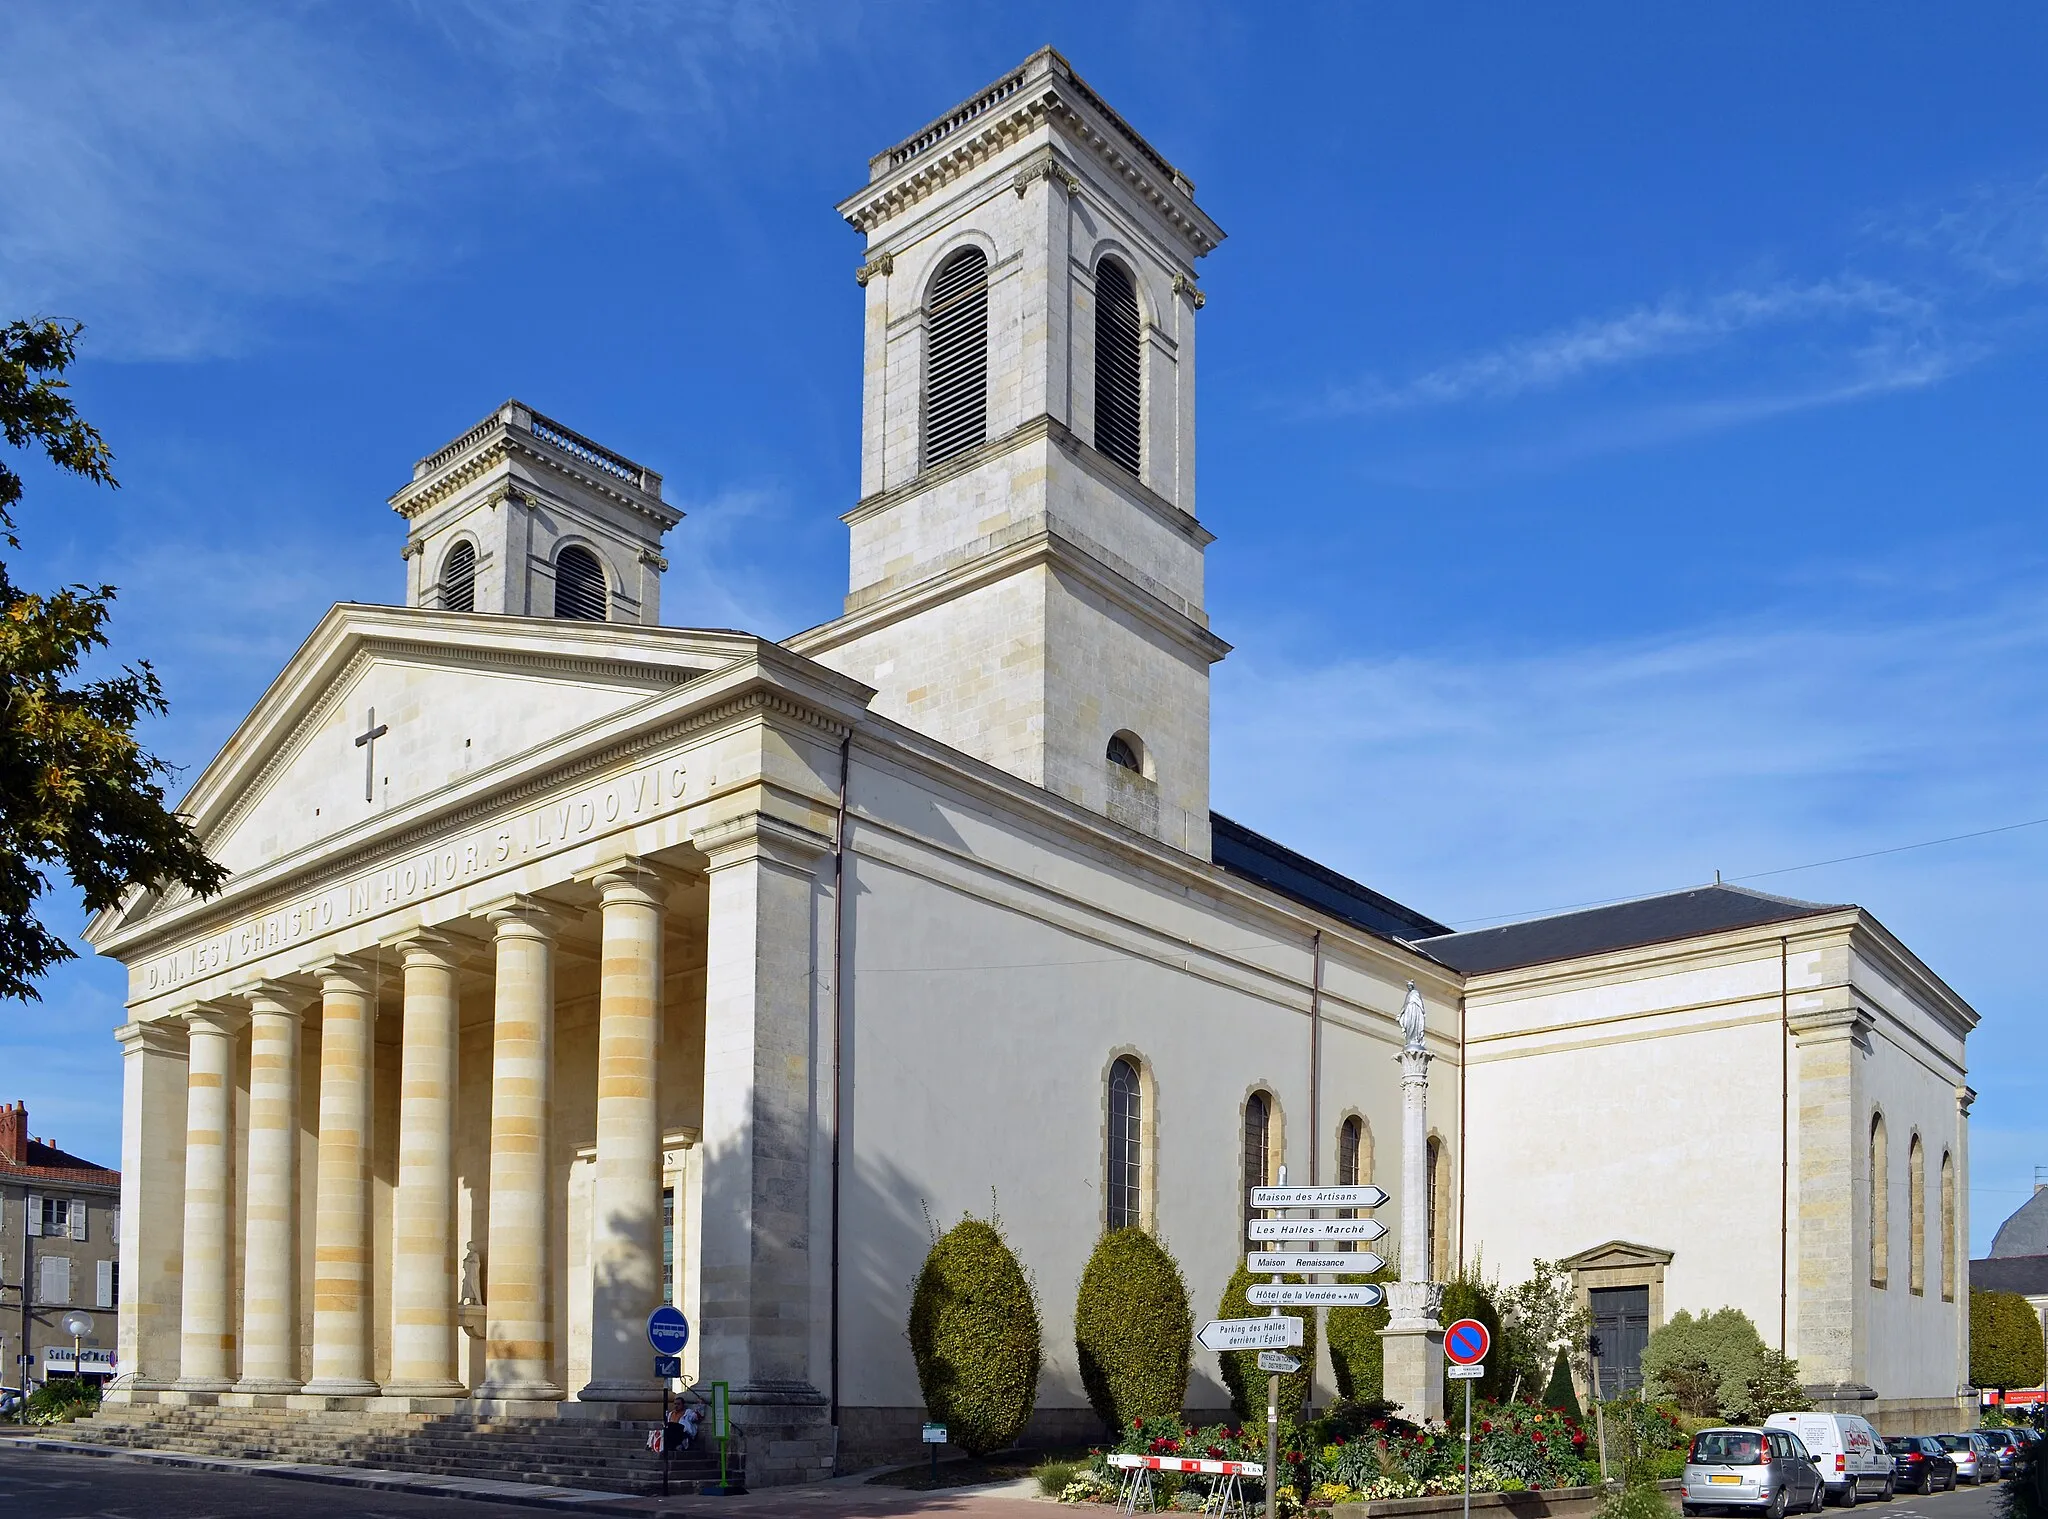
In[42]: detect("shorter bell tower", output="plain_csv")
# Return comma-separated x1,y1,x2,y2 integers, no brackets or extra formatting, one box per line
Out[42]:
391,400,681,625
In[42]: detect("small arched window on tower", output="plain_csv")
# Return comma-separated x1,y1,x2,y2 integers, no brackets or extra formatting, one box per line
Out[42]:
1106,731,1144,774
1106,1056,1143,1231
440,539,476,612
554,544,607,621
924,247,989,467
1093,256,1142,474
1870,1111,1889,1288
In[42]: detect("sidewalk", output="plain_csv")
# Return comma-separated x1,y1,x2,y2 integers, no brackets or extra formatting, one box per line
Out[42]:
0,1433,1049,1516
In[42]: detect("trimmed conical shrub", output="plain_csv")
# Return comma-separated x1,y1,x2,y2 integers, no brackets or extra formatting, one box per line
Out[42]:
907,1215,1042,1456
1075,1228,1193,1432
1326,1263,1399,1400
1543,1347,1583,1420
1216,1261,1317,1422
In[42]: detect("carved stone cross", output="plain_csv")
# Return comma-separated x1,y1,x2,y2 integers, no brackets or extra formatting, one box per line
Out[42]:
354,708,388,803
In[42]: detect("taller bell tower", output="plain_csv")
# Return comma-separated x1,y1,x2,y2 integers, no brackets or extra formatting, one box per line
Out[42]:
790,48,1228,857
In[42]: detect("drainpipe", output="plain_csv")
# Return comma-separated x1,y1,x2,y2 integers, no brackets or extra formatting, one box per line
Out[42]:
1309,932,1323,1184
828,733,852,1427
1458,990,1468,1276
1780,936,1790,1354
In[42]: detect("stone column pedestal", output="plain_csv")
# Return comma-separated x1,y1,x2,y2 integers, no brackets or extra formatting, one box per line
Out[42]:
1379,1280,1446,1423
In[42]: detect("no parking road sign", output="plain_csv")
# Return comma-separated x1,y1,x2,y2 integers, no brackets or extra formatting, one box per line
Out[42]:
1444,1317,1489,1366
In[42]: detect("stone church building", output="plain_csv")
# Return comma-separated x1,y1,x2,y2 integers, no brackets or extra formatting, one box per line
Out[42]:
83,49,1977,1484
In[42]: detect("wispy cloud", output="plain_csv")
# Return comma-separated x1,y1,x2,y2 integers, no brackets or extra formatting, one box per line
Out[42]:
0,2,851,359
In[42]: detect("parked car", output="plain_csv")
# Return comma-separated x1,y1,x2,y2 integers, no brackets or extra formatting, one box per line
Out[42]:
1683,1426,1828,1517
1975,1428,2021,1476
1933,1433,1993,1485
1885,1436,1957,1494
1767,1412,1893,1505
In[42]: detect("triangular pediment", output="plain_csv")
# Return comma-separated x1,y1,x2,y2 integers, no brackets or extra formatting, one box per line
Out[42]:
91,604,762,940
1560,1239,1676,1271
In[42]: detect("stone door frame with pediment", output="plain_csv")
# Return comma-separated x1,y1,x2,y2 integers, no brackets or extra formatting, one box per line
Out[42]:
1560,1239,1675,1400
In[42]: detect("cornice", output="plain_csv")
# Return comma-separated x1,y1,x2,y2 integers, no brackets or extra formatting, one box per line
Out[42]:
393,435,680,535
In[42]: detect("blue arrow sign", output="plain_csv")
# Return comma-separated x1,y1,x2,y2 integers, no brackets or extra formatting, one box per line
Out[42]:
647,1305,691,1356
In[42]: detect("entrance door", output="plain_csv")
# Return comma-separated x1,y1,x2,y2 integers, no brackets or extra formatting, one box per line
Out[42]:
1590,1286,1650,1397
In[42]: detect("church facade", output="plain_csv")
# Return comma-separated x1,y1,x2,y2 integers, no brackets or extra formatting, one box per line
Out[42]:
85,49,1975,1485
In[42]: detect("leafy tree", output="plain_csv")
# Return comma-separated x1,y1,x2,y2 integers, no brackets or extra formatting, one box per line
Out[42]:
1643,1307,1806,1422
1972,1289,2048,1398
1,318,224,1000
1074,1228,1192,1431
907,1212,1042,1455
1216,1261,1317,1422
1503,1258,1593,1402
1544,1347,1584,1421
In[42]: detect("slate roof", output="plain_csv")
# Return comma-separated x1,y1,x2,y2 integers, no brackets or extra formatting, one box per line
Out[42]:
1991,1188,2048,1259
1210,814,1451,943
1413,883,1846,976
1972,1254,2048,1296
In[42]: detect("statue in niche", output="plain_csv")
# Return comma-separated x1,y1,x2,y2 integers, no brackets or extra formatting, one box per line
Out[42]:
459,1243,484,1306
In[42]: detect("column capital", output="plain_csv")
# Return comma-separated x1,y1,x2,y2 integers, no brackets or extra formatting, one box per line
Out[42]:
583,857,685,908
692,812,833,876
1787,1005,1874,1047
174,1000,247,1037
115,1017,188,1056
384,924,483,970
234,977,317,1018
309,954,381,998
483,893,569,939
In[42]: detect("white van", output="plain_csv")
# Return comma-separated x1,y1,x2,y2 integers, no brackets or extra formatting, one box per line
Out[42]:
1765,1413,1892,1506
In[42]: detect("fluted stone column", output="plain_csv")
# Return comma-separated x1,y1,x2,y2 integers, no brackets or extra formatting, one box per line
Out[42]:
107,1019,188,1399
481,899,565,1400
387,931,466,1397
580,865,667,1404
175,1003,245,1392
1379,981,1444,1421
236,982,312,1393
303,957,381,1397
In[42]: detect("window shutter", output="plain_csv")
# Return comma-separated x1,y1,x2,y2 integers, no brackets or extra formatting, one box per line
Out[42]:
922,248,989,467
1092,258,1143,474
441,539,477,613
71,1199,86,1241
97,1259,115,1309
112,1205,120,1245
25,1192,40,1236
38,1255,70,1305
552,545,607,621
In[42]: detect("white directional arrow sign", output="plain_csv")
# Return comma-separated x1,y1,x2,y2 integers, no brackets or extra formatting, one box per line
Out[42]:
1248,1251,1386,1275
1198,1316,1304,1351
1247,1283,1386,1308
1249,1185,1390,1210
1247,1218,1388,1241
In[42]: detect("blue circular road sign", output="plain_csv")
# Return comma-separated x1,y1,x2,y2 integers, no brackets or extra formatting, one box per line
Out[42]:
647,1305,691,1356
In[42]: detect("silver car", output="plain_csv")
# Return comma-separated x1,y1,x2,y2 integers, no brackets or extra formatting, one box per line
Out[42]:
1934,1433,1991,1485
1684,1427,1828,1518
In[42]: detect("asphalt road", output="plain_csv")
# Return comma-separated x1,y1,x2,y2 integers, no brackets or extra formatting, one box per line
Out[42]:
0,1445,606,1518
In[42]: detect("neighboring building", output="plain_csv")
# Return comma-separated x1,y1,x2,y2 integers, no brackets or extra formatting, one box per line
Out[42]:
1970,1174,2048,1411
76,46,1976,1483
0,1101,121,1390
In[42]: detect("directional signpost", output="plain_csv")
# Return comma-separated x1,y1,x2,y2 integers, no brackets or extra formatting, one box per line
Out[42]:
1198,1316,1304,1351
1246,1218,1387,1241
1247,1283,1385,1308
1249,1185,1390,1210
1256,1352,1300,1375
1444,1318,1491,1519
1248,1251,1385,1274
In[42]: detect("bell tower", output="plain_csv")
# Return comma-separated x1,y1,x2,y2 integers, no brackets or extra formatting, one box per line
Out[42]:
790,48,1228,857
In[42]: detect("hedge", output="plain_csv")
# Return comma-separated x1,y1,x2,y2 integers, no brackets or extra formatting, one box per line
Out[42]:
907,1215,1042,1455
1327,1262,1399,1401
1075,1228,1193,1431
1972,1288,2048,1394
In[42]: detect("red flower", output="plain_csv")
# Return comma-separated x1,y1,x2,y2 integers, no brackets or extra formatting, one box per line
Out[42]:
1208,1446,1224,1460
1533,1435,1546,1444
1371,1420,1387,1432
1287,1451,1304,1464
1481,1422,1493,1434
1334,1437,1348,1448
1134,1418,1144,1430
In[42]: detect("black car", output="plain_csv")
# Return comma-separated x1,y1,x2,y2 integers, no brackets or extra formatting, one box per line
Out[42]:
1884,1436,1957,1494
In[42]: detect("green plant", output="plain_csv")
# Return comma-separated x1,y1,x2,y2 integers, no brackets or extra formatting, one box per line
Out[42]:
1216,1261,1317,1422
1642,1307,1805,1422
1974,1290,2048,1398
23,1377,99,1425
907,1213,1042,1456
1730,1347,1809,1423
1035,1457,1086,1496
2002,1432,2048,1519
1503,1259,1594,1404
1327,1263,1398,1401
1074,1228,1192,1432
1596,1398,1679,1519
1439,1267,1510,1413
1544,1348,1584,1420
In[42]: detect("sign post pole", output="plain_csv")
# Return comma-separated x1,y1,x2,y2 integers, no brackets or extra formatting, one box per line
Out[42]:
1441,1313,1491,1519
1464,1374,1472,1519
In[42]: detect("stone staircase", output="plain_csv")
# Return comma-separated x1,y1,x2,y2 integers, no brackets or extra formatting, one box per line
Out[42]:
63,1403,743,1496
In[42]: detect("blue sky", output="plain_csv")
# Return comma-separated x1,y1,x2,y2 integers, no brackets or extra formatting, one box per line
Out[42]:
3,3,2045,1255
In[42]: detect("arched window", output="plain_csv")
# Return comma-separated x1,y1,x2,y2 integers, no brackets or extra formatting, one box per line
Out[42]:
1243,1091,1272,1206
554,544,607,621
1106,1057,1143,1231
440,539,476,613
1909,1133,1926,1294
1093,256,1142,474
1426,1135,1447,1279
924,247,988,467
1337,1115,1371,1252
1870,1111,1889,1288
1940,1150,1956,1301
1106,731,1143,773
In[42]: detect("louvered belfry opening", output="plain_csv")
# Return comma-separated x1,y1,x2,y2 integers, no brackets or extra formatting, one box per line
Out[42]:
923,247,989,467
1093,257,1143,474
440,539,476,612
553,544,608,621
